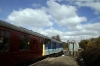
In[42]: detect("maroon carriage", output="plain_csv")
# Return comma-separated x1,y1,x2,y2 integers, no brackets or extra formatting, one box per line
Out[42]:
0,20,44,66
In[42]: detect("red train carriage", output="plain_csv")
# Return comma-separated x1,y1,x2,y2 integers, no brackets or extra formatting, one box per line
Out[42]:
0,20,44,66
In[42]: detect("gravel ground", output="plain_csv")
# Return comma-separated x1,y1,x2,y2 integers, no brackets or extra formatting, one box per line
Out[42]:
30,56,79,66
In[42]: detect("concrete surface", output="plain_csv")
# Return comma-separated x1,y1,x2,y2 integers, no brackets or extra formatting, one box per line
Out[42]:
30,56,79,66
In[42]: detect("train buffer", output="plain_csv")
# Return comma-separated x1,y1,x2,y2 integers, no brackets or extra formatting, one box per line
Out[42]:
29,56,80,66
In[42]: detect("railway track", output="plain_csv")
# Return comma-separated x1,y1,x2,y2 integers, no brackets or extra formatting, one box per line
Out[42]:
29,57,55,66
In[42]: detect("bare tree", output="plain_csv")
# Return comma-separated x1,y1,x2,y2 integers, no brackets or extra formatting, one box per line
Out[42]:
56,34,61,41
51,36,56,39
51,35,61,41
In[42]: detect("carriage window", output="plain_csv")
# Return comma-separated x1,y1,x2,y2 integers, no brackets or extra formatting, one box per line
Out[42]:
39,38,41,42
44,39,50,44
26,36,30,50
52,42,56,49
44,39,46,44
0,30,10,52
19,34,30,51
38,38,42,50
0,30,4,37
48,40,51,44
6,31,10,38
20,35,24,40
33,39,36,44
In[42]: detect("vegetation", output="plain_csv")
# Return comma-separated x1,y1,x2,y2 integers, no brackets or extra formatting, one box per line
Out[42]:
79,36,100,66
62,42,68,49
82,45,100,66
51,34,61,41
79,36,100,49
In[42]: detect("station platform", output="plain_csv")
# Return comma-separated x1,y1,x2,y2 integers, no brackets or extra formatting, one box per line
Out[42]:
30,56,80,66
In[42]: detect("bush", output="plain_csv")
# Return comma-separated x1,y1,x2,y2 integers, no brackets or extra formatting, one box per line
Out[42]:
82,45,100,66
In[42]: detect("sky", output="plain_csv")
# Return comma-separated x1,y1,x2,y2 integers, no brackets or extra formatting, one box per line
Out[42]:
0,0,100,42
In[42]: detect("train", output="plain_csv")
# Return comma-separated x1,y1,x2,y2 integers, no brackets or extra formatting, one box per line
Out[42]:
0,20,63,66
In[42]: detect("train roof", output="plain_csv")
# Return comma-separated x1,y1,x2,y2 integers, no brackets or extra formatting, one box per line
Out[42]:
0,20,62,44
0,20,45,38
43,35,62,44
51,39,62,44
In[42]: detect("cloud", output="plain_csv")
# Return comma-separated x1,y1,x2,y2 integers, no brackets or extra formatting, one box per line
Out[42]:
32,3,41,7
46,0,87,27
59,16,87,27
56,0,64,2
6,8,53,28
83,22,100,32
31,26,99,42
70,22,100,37
75,0,100,15
31,27,81,42
6,0,87,28
6,0,99,42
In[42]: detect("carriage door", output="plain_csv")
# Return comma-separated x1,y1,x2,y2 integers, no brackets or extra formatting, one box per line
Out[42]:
32,37,37,50
38,38,43,50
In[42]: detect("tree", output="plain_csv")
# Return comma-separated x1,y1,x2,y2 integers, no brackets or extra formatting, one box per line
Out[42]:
87,40,92,47
51,36,56,39
95,37,100,46
79,39,88,49
62,42,68,49
56,35,61,41
51,34,61,41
